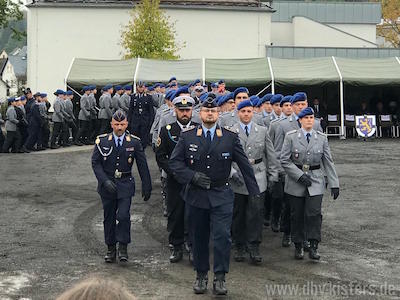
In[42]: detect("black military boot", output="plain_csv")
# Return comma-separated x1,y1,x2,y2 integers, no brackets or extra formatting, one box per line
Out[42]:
282,233,291,247
308,240,321,260
118,243,128,262
104,244,116,263
193,272,208,294
248,244,262,265
303,240,311,252
271,218,280,232
169,245,183,263
263,215,271,227
294,243,304,260
213,272,227,295
233,244,246,262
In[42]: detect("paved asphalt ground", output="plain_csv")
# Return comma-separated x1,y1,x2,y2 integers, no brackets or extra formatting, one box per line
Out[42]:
0,139,399,299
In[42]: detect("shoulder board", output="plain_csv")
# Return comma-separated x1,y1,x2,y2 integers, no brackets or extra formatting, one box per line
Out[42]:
130,134,141,140
316,131,327,136
223,126,236,133
96,133,108,139
182,125,196,132
270,118,281,124
287,129,297,135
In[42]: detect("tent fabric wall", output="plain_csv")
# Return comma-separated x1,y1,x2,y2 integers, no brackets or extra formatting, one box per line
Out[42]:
67,58,137,87
205,58,271,86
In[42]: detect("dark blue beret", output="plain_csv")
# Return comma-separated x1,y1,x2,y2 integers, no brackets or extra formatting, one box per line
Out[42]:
280,95,292,106
199,92,209,102
148,86,154,92
54,89,65,96
225,92,234,101
237,99,253,111
298,107,314,118
103,84,113,91
40,93,47,98
8,97,16,103
114,85,122,91
259,93,273,104
165,90,175,100
270,94,283,105
233,87,249,99
249,95,260,107
216,95,227,106
19,95,26,100
123,85,132,91
193,79,201,85
168,77,176,83
218,79,225,84
211,83,218,88
173,86,190,99
82,86,90,92
89,85,96,90
112,109,127,121
291,92,307,104
159,83,165,88
66,91,73,96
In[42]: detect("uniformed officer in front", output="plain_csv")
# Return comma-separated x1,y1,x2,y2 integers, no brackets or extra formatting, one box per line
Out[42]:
230,100,279,264
280,107,339,260
155,95,198,264
128,81,155,149
92,110,152,263
169,95,260,296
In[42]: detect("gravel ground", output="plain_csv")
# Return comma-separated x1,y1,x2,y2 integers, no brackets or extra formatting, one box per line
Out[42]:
0,138,399,299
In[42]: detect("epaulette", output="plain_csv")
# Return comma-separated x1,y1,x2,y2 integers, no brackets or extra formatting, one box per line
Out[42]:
95,133,108,144
287,129,297,135
316,131,327,136
182,125,195,132
223,126,236,133
270,118,281,124
130,134,141,140
96,133,108,138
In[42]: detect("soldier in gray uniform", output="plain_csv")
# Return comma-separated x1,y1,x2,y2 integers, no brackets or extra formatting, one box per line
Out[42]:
229,100,279,264
50,89,70,148
76,86,91,144
281,107,339,260
2,97,22,153
111,85,123,113
65,91,80,145
98,85,114,134
263,94,283,128
88,85,99,143
118,85,132,114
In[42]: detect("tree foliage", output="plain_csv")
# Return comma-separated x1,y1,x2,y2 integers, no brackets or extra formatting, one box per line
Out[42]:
0,0,25,41
121,0,182,59
377,0,400,48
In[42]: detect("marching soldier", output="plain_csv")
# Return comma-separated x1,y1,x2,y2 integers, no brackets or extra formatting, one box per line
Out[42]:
88,85,99,143
76,86,91,145
38,93,51,149
263,94,283,128
169,96,260,296
98,85,114,134
65,91,80,145
118,85,132,114
23,94,43,151
2,97,22,153
280,107,339,260
111,85,123,113
50,90,69,149
155,95,198,263
91,110,152,263
230,100,279,264
0,112,4,150
128,81,155,149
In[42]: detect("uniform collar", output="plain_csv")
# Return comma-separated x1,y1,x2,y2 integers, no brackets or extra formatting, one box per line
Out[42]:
177,120,191,130
202,123,217,140
239,121,252,133
113,132,126,146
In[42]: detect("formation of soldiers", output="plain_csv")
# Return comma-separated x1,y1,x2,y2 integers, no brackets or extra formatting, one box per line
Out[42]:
88,76,340,296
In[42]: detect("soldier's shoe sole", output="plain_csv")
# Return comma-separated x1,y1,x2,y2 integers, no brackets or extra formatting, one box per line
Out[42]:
104,258,116,263
193,288,207,294
250,258,263,265
213,289,228,296
118,256,128,262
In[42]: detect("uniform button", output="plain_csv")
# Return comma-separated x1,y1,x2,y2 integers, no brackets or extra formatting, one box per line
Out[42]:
207,155,210,158
248,147,251,150
307,152,310,155
116,163,119,166
190,155,193,158
207,166,210,169
248,153,251,156
225,183,228,186
117,156,120,159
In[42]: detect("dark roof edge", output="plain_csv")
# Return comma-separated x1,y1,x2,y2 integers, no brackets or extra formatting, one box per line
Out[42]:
265,46,399,51
26,2,274,12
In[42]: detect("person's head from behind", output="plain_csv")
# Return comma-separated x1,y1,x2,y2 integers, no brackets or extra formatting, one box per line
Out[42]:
56,277,136,300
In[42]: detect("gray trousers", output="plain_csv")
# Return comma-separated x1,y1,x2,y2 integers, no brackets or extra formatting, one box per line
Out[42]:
232,192,265,247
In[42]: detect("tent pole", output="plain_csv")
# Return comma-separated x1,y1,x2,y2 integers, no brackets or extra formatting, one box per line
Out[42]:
202,57,206,85
332,56,345,139
267,57,275,94
67,84,82,97
396,57,400,66
133,57,141,94
65,57,75,91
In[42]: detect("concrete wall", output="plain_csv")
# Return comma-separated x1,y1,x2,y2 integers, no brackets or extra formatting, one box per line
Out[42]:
328,23,377,44
270,22,293,46
292,17,377,48
27,6,272,101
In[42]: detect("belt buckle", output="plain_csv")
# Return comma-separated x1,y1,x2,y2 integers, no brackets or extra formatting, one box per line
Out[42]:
114,169,122,179
249,158,255,165
302,164,310,172
139,108,143,113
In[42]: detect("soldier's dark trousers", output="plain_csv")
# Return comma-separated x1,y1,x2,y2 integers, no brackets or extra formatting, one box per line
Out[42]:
2,130,22,152
101,196,132,245
76,120,89,142
280,193,291,234
99,119,111,135
233,192,264,246
166,177,185,246
25,124,41,149
0,129,4,150
264,190,272,221
288,193,323,243
131,118,150,148
39,123,50,147
187,202,233,274
66,120,78,141
271,175,285,224
50,122,64,146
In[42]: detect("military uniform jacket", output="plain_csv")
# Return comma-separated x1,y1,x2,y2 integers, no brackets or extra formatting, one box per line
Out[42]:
91,132,152,199
230,123,279,195
128,93,154,121
280,129,339,197
98,93,113,120
5,106,19,131
78,95,91,121
111,93,120,113
52,97,68,122
150,104,170,145
219,110,265,128
89,93,98,119
118,93,130,114
65,99,75,122
169,125,260,209
29,102,43,127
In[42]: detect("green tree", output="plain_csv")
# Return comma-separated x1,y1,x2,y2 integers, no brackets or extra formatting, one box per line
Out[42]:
0,0,25,41
377,0,400,48
121,0,182,59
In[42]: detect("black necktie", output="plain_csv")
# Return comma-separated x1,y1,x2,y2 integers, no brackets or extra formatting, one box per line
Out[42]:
206,130,212,147
245,125,249,137
117,138,122,148
306,133,311,143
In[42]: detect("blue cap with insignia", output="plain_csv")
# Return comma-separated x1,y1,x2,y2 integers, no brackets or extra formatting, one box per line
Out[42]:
216,95,227,106
165,90,175,100
270,94,283,105
8,97,16,103
233,87,249,100
291,92,307,104
173,86,190,99
249,95,260,107
112,109,127,121
103,84,113,91
237,99,253,111
19,95,26,100
298,107,314,119
40,93,47,98
89,85,96,90
201,93,217,108
280,95,292,106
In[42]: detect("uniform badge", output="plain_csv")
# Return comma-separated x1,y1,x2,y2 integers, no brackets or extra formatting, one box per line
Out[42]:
128,157,132,164
216,129,222,137
166,124,171,130
182,98,187,105
156,137,161,147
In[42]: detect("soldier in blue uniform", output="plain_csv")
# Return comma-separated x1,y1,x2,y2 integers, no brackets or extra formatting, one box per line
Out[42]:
128,81,155,149
169,96,260,296
91,110,152,263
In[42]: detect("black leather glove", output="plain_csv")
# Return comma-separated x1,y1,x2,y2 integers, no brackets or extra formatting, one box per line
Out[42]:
142,190,151,201
191,172,211,189
103,180,117,194
298,174,312,187
231,172,244,186
331,187,339,200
